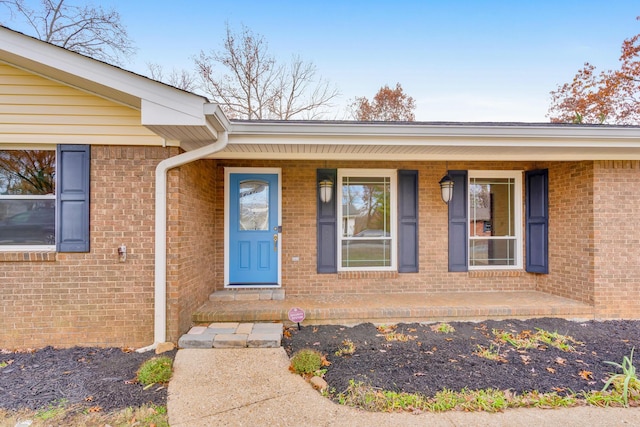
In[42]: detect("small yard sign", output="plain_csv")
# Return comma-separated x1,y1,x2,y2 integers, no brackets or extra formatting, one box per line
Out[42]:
288,307,305,330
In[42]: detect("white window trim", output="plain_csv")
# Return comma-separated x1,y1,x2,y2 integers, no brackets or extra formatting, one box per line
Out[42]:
337,168,397,272
0,195,55,252
468,170,523,270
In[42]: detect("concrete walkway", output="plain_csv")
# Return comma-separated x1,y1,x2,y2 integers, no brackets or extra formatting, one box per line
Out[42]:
167,348,640,427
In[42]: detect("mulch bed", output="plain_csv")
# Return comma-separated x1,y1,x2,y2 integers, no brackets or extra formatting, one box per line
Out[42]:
0,346,175,412
2,318,640,413
283,318,640,398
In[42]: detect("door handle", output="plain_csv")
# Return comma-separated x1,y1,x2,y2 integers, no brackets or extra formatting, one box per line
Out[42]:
273,233,278,252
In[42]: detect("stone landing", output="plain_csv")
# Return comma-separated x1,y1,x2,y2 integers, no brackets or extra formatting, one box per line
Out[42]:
178,322,283,349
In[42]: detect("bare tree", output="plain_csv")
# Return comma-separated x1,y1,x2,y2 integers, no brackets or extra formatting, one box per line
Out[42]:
194,25,339,120
1,0,135,65
147,62,198,92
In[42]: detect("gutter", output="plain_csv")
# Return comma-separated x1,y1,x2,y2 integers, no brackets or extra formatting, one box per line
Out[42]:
137,129,228,353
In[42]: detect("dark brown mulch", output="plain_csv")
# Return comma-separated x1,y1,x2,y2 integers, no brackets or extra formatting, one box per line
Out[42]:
283,318,640,398
0,346,175,412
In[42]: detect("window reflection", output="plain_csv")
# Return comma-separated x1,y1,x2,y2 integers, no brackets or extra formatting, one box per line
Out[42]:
239,180,269,231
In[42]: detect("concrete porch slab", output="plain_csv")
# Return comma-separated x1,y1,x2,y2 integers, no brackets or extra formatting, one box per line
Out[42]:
193,291,595,326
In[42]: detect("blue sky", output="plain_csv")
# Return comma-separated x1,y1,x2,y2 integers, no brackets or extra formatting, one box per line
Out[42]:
9,1,640,121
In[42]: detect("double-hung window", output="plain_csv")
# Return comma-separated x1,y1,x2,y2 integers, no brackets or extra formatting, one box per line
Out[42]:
0,150,56,250
468,170,522,269
337,169,397,271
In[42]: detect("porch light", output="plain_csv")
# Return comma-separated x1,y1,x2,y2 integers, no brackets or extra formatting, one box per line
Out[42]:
319,178,333,203
439,174,454,204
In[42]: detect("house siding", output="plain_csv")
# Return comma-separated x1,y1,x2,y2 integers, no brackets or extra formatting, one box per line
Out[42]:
0,146,174,348
166,159,219,342
216,159,540,295
0,64,164,146
536,162,594,304
592,161,640,318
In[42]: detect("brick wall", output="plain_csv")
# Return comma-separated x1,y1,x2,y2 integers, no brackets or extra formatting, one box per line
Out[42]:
592,161,640,318
165,159,219,342
0,146,174,348
215,160,539,295
536,162,595,304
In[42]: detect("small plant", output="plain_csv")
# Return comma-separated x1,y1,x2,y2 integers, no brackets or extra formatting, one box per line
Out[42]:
431,323,455,334
473,344,507,363
35,400,68,421
290,348,323,374
137,356,173,386
602,348,639,407
535,328,582,352
335,339,356,356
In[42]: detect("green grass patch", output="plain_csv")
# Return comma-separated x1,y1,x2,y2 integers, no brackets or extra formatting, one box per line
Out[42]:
137,356,173,386
331,380,640,413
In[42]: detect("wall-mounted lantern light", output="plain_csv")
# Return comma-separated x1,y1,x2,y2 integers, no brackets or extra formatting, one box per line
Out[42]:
319,178,333,203
439,174,454,204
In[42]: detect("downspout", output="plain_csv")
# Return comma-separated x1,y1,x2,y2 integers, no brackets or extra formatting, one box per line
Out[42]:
137,130,228,352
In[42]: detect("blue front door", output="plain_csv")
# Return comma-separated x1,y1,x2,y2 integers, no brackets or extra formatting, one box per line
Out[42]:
229,173,279,285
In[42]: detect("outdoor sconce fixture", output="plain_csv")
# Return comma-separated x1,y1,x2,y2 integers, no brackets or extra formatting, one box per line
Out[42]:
439,174,454,204
318,178,333,203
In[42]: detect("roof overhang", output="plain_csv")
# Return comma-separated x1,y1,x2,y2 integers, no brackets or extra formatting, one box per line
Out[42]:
0,26,227,147
215,121,640,161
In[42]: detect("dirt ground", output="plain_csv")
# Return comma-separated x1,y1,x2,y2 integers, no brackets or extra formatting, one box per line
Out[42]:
283,318,640,398
0,346,175,413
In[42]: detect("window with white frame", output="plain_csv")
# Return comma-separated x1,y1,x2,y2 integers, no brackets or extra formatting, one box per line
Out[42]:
468,170,522,269
338,169,396,270
0,150,56,247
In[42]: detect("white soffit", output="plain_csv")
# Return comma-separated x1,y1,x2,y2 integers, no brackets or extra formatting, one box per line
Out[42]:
214,121,640,161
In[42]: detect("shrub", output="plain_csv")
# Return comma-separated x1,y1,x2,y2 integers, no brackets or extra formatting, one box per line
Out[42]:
137,356,173,386
290,348,323,374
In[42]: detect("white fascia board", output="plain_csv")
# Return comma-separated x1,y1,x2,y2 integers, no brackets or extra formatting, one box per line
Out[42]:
229,121,640,142
0,27,207,119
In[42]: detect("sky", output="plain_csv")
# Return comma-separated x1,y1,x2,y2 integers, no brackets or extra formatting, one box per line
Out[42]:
6,1,640,122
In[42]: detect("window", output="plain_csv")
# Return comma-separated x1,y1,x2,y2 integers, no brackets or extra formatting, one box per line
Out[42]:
0,150,56,249
337,169,396,270
468,170,522,269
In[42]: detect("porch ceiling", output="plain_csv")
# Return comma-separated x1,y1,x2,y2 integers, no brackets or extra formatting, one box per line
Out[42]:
207,121,640,161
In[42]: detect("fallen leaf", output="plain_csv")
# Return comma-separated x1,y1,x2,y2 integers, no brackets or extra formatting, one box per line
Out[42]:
312,342,320,346
414,372,426,376
449,359,458,363
552,387,565,393
520,355,531,365
321,356,331,367
283,330,292,338
85,396,94,402
555,357,566,365
622,339,630,343
88,406,102,413
445,338,453,342
579,370,593,380
408,328,417,332
546,367,556,373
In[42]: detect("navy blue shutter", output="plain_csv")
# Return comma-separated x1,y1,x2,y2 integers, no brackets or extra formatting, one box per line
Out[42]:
317,169,337,273
525,169,549,273
398,170,419,272
56,145,90,252
448,170,468,272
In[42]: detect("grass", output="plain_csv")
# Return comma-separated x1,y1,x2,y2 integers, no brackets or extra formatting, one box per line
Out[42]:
0,404,168,427
473,343,508,363
137,356,173,386
492,328,582,352
332,381,639,413
430,322,456,334
602,348,639,407
335,339,356,357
